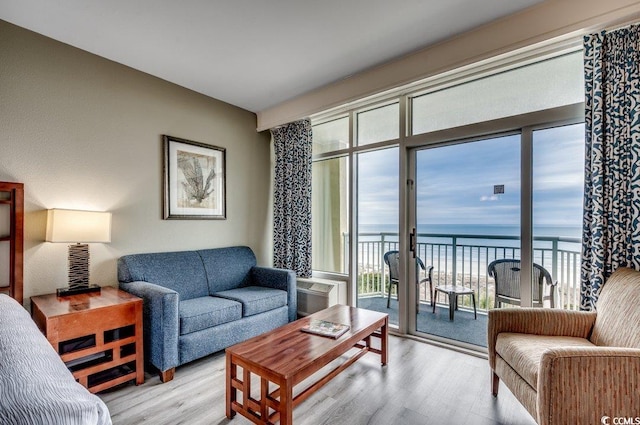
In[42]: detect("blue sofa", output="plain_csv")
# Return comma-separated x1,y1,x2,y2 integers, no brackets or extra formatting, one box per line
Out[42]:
117,246,296,382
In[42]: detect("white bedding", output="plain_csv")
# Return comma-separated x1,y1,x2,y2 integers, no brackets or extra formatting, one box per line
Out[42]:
0,294,112,425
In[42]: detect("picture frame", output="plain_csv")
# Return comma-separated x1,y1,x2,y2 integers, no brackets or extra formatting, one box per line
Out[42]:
163,135,226,219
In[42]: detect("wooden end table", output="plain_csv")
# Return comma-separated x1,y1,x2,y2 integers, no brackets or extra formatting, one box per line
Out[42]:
31,286,144,393
226,304,388,425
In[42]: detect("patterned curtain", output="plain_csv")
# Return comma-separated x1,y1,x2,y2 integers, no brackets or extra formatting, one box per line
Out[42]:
271,119,312,277
581,26,640,310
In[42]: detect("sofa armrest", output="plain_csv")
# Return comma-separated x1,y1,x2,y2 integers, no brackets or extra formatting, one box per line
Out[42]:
251,266,297,322
488,308,597,369
119,281,179,373
537,347,640,425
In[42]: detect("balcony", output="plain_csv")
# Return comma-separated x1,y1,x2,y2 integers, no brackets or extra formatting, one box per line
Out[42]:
352,231,581,347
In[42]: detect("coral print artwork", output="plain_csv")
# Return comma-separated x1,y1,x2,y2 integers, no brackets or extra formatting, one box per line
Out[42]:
163,135,226,219
177,150,217,209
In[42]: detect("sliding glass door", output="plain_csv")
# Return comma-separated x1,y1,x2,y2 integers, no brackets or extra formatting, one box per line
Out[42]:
407,121,585,347
412,134,521,346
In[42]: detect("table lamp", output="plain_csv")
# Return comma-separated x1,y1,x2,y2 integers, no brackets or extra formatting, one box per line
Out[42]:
46,209,112,296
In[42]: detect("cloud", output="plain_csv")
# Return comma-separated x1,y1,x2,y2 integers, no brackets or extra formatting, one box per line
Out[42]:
480,195,499,202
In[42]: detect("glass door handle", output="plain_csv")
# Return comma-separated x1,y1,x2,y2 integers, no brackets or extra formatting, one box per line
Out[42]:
409,228,417,258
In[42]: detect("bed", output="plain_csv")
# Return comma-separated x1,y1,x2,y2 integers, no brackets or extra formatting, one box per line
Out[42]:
0,294,112,425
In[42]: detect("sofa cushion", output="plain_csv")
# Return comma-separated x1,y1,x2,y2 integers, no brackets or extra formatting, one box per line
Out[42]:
179,296,242,335
495,332,594,388
118,251,209,301
213,286,288,317
197,247,256,293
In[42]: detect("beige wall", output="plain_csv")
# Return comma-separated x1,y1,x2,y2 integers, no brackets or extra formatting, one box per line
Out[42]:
0,20,272,303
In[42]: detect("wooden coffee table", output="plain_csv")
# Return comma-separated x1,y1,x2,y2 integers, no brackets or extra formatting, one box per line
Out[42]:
226,304,388,425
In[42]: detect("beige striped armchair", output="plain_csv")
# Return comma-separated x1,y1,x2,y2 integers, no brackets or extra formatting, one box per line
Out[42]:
488,267,640,425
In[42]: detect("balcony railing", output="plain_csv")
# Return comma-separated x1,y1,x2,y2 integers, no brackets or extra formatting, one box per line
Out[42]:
350,232,582,312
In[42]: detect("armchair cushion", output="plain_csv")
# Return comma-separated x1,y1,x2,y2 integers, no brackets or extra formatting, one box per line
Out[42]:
495,333,595,388
488,308,597,369
214,286,288,317
179,296,242,335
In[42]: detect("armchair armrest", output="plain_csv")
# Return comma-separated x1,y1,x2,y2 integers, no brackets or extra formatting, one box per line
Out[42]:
119,281,179,372
488,308,597,369
251,266,297,322
537,347,640,425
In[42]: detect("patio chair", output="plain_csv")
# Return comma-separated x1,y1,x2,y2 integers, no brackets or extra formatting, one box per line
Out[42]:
383,250,433,310
487,259,557,308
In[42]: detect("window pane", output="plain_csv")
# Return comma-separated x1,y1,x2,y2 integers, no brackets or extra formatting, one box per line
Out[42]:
412,51,584,135
356,147,399,325
533,123,584,310
312,156,349,273
357,103,399,146
313,117,349,155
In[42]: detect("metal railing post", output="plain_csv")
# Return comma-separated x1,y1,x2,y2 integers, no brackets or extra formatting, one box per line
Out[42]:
551,238,558,281
380,233,386,296
551,237,559,307
452,236,458,286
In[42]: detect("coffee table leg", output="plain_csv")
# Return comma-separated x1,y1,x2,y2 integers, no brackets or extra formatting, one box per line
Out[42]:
226,352,236,418
280,380,293,425
260,377,269,420
381,316,388,366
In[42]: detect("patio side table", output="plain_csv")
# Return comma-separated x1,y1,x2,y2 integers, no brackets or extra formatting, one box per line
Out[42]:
432,284,477,321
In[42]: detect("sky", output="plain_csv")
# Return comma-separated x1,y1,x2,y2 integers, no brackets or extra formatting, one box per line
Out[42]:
357,123,585,232
319,50,585,237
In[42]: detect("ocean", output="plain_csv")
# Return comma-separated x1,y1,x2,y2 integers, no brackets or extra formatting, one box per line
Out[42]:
355,223,582,276
358,223,581,239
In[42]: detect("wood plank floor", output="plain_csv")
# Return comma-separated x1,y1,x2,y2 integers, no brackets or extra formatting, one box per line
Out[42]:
100,335,536,425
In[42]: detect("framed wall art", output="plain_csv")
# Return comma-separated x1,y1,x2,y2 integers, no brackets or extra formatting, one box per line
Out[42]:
163,135,226,219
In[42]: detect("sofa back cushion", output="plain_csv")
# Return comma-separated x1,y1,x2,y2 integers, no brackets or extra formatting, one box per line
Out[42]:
590,267,640,348
197,246,255,293
117,251,208,300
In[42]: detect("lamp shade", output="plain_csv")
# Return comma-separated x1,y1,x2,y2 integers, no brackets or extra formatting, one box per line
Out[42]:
46,209,112,243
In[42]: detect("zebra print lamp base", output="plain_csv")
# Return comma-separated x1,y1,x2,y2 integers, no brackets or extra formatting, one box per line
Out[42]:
56,243,101,297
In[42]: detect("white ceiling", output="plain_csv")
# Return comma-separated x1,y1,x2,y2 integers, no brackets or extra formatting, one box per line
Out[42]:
0,0,543,112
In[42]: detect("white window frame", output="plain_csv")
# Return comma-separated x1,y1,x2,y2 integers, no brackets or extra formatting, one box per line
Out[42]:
310,42,585,337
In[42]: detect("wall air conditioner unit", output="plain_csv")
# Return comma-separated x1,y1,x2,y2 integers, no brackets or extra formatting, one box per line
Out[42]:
296,277,347,317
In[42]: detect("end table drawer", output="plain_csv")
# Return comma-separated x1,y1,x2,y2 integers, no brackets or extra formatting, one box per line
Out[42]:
49,303,138,343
